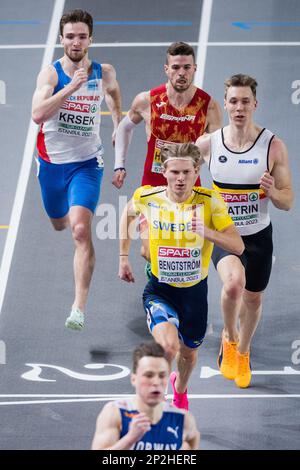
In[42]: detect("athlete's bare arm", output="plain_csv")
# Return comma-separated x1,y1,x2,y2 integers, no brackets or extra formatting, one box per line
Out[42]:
195,134,211,165
31,65,88,124
112,91,150,188
118,199,139,282
192,205,244,255
181,412,200,450
206,224,244,255
260,137,294,211
91,403,121,450
91,403,151,450
102,64,122,146
128,91,151,127
204,97,223,134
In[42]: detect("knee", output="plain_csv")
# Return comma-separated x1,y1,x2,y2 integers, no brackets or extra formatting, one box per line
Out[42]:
71,222,90,244
159,340,179,363
53,224,66,232
223,277,244,300
51,219,68,231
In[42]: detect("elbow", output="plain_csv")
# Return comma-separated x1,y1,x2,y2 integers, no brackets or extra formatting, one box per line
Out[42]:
31,111,43,125
31,107,46,125
277,199,294,211
285,196,294,211
234,240,245,256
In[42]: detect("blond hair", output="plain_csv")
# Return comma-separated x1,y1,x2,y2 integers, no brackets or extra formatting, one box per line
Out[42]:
161,142,203,168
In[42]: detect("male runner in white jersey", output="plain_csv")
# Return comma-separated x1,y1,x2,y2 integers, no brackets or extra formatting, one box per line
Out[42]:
91,341,200,450
112,41,222,273
196,74,294,388
118,143,243,410
32,9,122,330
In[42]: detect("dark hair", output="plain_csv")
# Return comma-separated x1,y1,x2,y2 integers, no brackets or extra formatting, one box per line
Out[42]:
225,74,258,98
132,341,168,373
160,142,203,168
60,9,93,36
166,41,195,64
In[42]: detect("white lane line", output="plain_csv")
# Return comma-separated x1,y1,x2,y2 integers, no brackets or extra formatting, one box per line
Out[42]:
0,41,300,50
0,0,65,316
0,394,300,406
194,0,214,87
201,366,300,378
208,42,300,46
0,394,133,397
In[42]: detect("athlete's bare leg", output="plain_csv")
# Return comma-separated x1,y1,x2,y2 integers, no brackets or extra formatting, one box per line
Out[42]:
151,322,180,363
175,343,198,393
217,255,245,342
151,322,198,393
238,290,263,354
69,205,95,312
50,215,69,231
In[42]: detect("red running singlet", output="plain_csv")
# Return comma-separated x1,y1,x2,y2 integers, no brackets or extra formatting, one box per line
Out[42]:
142,84,211,186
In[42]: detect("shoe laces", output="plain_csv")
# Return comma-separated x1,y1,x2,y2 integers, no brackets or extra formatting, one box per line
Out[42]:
223,340,237,364
238,353,250,375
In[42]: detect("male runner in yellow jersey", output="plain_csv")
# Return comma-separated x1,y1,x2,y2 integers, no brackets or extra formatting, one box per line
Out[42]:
119,143,244,410
196,74,294,388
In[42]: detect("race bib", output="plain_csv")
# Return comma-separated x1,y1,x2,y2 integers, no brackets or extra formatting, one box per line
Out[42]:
157,246,201,284
222,191,261,228
151,139,177,174
57,80,102,138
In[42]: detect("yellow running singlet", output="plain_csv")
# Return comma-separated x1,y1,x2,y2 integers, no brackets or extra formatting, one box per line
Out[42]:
132,185,233,288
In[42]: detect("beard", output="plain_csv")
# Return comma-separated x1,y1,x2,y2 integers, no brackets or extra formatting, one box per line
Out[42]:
170,79,192,93
65,48,88,63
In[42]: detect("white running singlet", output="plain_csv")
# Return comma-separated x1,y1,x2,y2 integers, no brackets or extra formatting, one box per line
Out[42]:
210,128,275,235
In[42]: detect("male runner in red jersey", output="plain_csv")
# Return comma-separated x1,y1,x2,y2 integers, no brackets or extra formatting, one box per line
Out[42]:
113,42,222,265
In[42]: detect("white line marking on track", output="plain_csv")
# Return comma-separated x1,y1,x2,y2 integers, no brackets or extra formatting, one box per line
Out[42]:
21,362,130,382
0,0,65,316
208,42,300,46
0,394,300,406
201,366,300,378
1,42,299,50
194,0,213,88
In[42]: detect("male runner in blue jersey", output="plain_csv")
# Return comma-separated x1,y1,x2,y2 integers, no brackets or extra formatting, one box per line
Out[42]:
32,9,122,330
91,341,200,450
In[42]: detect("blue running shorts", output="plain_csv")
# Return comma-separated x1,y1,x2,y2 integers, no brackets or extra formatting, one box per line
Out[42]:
143,275,208,349
37,157,103,218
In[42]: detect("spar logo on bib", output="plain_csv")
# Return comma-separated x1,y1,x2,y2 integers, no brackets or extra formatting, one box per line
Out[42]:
249,192,258,202
222,193,248,203
222,192,259,203
158,247,190,258
191,248,201,257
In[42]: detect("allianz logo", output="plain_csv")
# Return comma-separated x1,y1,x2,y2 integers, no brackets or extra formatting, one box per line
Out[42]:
238,158,259,164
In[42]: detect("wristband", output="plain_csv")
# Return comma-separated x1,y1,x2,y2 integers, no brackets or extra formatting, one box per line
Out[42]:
114,167,126,172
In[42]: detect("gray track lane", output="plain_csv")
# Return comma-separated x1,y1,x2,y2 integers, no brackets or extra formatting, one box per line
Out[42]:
0,0,55,267
0,0,299,450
